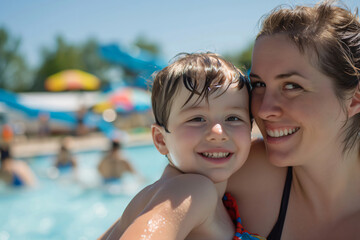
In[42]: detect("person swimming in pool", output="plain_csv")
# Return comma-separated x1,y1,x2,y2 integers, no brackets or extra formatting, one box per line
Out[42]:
99,52,264,240
55,137,77,172
0,143,37,187
98,140,136,183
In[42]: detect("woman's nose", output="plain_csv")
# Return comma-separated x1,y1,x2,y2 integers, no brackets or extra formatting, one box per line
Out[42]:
253,90,282,120
206,124,229,142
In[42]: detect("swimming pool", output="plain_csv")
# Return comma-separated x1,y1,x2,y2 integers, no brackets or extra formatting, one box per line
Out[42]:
0,144,167,240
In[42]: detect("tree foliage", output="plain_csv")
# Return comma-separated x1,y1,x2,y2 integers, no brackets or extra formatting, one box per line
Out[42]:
0,27,31,92
32,36,111,91
0,27,255,92
31,35,161,91
133,35,161,56
224,42,254,75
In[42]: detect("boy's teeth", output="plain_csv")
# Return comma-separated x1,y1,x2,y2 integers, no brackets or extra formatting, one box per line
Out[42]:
202,152,230,158
267,127,299,138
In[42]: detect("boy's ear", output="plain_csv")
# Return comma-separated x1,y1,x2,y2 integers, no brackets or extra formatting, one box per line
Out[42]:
348,86,360,118
151,124,169,155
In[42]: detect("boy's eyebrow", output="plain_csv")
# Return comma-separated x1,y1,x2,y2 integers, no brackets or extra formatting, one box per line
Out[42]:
179,105,204,113
179,105,248,113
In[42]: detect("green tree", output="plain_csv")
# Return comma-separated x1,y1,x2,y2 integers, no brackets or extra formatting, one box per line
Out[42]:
224,42,254,74
32,34,162,91
80,38,111,86
133,35,161,56
0,27,31,92
32,36,111,91
32,36,83,91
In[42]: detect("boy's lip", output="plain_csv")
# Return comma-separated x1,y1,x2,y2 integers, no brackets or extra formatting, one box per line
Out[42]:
197,149,233,164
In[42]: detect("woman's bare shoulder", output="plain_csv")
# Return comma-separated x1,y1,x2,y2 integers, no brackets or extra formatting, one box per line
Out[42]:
227,138,286,193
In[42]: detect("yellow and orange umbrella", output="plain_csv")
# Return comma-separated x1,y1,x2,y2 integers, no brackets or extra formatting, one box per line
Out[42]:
45,69,100,91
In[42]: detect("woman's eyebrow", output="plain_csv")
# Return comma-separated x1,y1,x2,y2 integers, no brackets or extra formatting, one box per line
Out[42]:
249,71,306,80
276,71,306,80
249,72,259,79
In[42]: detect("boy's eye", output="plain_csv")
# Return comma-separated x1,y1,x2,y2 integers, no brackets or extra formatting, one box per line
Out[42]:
188,117,205,122
226,116,241,121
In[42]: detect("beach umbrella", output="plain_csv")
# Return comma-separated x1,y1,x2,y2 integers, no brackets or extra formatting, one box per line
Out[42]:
45,69,100,91
92,87,151,114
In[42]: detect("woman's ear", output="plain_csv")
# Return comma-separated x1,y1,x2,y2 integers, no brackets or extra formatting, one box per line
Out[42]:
151,124,169,155
348,86,360,118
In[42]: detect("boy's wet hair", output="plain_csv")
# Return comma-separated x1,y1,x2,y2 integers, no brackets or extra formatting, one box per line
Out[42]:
150,52,251,132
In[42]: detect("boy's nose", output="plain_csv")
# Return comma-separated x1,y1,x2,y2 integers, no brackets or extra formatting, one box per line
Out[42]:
206,124,228,142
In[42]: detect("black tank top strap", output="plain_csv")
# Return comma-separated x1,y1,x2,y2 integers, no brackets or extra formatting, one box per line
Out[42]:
267,166,293,240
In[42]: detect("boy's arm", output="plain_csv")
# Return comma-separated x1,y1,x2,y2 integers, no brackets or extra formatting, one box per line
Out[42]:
110,174,217,240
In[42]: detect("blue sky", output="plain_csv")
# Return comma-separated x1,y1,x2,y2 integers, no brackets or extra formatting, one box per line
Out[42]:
1,0,359,67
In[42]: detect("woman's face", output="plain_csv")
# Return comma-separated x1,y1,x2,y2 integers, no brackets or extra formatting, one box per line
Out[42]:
250,34,349,167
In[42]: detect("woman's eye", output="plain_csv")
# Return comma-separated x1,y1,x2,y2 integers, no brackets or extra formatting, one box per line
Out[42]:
226,116,241,122
251,81,265,88
283,83,302,90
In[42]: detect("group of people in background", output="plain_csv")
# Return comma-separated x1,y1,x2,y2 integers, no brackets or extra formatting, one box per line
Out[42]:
0,135,135,188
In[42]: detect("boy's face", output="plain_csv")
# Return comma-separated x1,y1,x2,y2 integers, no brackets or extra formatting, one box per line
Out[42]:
152,79,251,183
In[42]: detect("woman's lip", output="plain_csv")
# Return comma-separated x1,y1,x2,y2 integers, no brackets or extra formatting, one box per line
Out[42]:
265,131,296,144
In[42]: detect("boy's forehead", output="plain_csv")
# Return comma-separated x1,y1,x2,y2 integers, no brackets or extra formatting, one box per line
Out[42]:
176,80,242,108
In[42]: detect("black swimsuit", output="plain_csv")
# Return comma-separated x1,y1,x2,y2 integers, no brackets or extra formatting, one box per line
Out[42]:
267,167,293,240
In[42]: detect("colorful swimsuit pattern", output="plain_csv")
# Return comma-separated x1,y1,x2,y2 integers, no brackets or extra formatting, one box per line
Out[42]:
223,193,266,240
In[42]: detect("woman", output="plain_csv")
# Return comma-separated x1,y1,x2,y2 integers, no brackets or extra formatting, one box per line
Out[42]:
227,1,360,239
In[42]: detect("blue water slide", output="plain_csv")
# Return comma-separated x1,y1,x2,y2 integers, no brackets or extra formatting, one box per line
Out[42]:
0,88,75,124
99,44,167,89
0,88,118,138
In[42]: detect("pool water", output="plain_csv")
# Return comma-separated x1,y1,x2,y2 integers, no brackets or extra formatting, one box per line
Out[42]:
0,144,167,240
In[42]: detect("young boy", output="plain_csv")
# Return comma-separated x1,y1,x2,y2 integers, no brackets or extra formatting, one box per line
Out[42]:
99,53,264,240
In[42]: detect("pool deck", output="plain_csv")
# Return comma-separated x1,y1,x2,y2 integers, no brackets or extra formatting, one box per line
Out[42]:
10,132,153,158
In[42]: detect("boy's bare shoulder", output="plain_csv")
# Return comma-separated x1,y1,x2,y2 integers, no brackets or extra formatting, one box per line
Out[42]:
155,173,218,205
138,173,218,213
112,172,218,239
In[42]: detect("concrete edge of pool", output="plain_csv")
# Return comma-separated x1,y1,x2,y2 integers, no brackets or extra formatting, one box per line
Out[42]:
10,132,154,158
